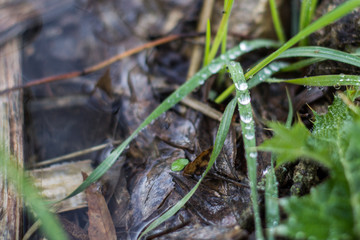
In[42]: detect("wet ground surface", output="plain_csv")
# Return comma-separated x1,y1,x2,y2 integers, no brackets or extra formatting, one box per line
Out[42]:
9,0,359,239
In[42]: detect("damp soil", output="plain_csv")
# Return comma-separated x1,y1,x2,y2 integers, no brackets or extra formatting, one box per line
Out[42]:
14,0,360,239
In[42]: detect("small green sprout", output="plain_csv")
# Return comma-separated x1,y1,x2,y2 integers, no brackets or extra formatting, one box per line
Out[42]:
171,158,189,171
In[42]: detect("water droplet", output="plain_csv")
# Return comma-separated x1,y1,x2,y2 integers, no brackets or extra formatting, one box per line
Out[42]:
245,124,252,130
239,42,248,51
238,82,248,91
220,55,227,60
238,94,251,105
249,151,258,158
240,113,252,124
264,68,271,75
245,133,255,140
209,63,223,74
295,232,306,239
339,73,345,78
228,53,236,60
334,83,341,89
269,65,279,72
229,61,236,66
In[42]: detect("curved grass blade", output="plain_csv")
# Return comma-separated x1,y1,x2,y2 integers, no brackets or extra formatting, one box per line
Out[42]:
278,46,360,67
266,74,360,87
215,0,360,103
216,45,360,103
0,148,67,240
227,61,264,240
64,39,279,201
139,98,237,239
280,57,323,72
269,0,286,43
247,61,289,89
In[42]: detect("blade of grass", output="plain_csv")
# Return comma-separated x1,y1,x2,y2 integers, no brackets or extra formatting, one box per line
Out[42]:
269,0,286,43
203,19,211,66
63,39,279,200
265,160,279,240
280,57,323,72
228,61,263,240
215,0,360,103
266,74,360,86
299,0,318,46
285,88,294,128
0,147,67,240
247,61,289,89
139,97,237,239
221,0,229,55
265,88,293,240
207,0,234,61
278,46,360,67
291,0,300,36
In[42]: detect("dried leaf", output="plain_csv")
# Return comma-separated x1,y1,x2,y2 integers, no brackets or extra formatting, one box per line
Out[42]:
82,172,116,240
94,68,113,97
183,146,213,176
60,216,89,240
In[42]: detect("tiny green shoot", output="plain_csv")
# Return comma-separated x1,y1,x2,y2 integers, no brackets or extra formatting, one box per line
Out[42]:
171,159,189,171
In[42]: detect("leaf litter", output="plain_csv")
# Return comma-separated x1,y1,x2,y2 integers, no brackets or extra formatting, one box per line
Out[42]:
18,0,360,239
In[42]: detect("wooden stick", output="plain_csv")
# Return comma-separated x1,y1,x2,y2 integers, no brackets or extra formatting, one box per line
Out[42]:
0,37,23,240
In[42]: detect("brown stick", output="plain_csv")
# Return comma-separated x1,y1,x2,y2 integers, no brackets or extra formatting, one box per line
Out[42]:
0,33,202,95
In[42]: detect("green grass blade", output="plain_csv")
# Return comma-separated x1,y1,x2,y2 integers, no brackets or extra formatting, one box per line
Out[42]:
139,97,237,238
221,0,229,55
291,0,300,36
265,87,293,239
269,0,286,43
265,161,279,240
215,0,360,103
0,148,67,240
299,0,318,46
285,88,293,128
203,19,211,66
63,39,278,201
247,61,289,89
208,0,234,61
266,74,360,87
246,0,360,79
278,46,360,67
227,61,264,240
280,57,323,72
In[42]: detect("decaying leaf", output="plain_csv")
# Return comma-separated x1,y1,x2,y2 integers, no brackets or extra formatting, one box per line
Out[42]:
183,146,213,176
82,172,116,240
